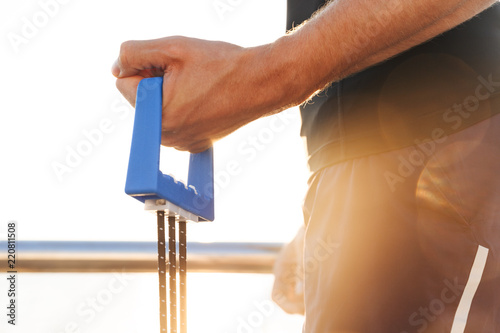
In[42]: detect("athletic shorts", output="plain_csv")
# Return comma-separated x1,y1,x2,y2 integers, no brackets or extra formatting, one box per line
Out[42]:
302,114,500,333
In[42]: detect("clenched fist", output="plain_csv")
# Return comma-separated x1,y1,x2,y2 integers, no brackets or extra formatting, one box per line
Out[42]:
112,36,305,153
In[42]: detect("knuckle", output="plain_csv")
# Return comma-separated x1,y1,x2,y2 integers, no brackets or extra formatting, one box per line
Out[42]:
119,40,136,54
118,40,137,68
161,36,188,60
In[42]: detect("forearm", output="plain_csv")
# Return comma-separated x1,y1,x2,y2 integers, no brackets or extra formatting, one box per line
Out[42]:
112,0,496,152
258,0,497,107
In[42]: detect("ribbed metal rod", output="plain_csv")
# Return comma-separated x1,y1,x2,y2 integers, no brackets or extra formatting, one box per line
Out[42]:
168,215,177,333
157,211,168,333
178,220,187,333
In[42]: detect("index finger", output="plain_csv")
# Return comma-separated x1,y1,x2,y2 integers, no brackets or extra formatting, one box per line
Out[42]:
111,38,174,78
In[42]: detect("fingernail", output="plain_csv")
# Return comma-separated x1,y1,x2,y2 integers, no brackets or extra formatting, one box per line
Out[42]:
111,60,120,77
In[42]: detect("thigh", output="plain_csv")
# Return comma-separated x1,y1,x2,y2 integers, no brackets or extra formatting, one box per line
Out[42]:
303,115,500,333
415,115,500,333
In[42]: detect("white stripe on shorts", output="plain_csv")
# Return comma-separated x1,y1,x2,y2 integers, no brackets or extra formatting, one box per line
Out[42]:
450,245,489,333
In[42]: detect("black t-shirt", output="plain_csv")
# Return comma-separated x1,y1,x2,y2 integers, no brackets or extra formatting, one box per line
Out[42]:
287,1,500,173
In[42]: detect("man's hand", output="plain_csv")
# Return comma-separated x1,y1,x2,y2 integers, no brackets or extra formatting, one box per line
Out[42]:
272,226,306,315
112,37,300,153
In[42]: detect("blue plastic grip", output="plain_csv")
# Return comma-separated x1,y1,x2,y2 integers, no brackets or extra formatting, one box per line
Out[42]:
125,77,214,221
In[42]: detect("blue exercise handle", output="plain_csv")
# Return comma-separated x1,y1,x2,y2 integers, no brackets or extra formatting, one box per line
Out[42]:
125,77,214,221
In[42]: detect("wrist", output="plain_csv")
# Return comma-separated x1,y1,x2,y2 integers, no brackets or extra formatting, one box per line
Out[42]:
236,37,321,117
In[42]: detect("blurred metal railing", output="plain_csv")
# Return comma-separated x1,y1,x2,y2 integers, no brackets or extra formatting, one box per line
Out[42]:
0,241,284,273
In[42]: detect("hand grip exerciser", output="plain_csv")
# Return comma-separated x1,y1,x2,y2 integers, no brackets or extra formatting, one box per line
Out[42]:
125,77,214,333
125,76,214,221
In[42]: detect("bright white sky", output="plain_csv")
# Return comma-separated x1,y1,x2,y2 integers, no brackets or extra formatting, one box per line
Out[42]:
0,0,309,244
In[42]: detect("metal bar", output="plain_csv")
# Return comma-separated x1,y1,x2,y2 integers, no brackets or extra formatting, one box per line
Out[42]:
168,215,177,333
157,211,168,333
0,241,283,273
178,220,187,333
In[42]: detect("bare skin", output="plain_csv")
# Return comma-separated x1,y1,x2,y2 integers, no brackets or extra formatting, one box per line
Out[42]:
112,0,496,153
